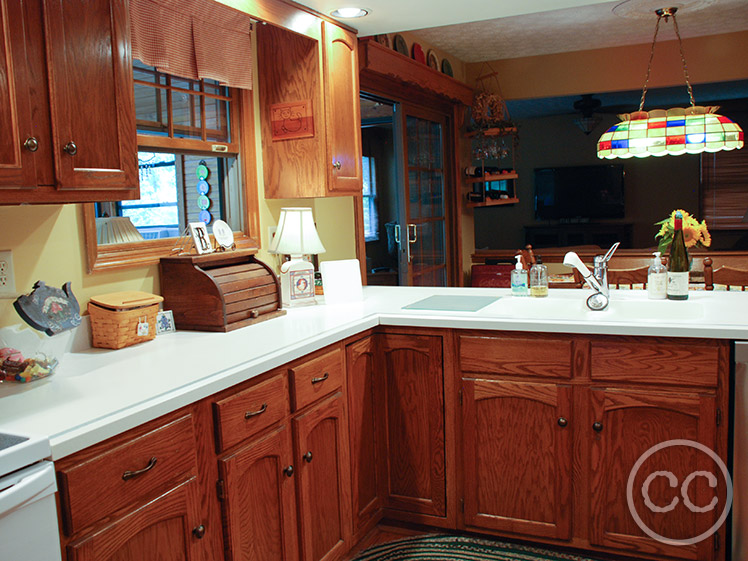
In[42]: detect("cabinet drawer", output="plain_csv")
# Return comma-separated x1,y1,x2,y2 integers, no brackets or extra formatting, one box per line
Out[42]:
290,347,344,410
459,334,573,379
590,339,722,388
213,372,290,451
58,414,197,534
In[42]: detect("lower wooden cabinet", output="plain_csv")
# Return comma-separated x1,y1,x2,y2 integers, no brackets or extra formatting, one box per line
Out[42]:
589,387,720,561
218,425,298,561
379,332,446,518
461,378,572,540
66,476,204,561
294,391,352,561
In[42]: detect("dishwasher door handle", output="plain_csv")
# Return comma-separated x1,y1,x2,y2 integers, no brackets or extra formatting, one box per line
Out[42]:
0,463,55,514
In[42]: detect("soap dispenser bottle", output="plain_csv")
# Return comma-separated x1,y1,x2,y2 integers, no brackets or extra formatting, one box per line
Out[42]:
511,255,528,296
647,251,667,300
529,257,549,298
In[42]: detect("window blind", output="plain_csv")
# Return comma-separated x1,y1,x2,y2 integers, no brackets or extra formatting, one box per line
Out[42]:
130,0,253,90
701,149,748,230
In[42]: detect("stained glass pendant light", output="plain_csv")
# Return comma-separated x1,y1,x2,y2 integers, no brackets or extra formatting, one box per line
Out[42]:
597,7,743,159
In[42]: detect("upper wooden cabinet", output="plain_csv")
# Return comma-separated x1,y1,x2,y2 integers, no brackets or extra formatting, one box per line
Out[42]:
257,20,362,199
0,0,138,204
323,22,361,194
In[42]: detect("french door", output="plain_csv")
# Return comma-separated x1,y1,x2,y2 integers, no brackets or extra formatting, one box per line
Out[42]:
399,106,448,286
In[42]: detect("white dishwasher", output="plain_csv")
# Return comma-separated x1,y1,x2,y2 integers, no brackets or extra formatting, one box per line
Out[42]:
0,431,62,561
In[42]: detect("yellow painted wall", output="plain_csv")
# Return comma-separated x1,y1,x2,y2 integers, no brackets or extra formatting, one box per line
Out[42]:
466,30,748,100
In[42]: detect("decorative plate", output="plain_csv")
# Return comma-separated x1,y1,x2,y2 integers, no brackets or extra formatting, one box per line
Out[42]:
196,179,210,195
212,219,235,249
199,210,212,224
197,195,211,210
411,42,426,64
196,162,210,181
427,50,439,70
374,34,390,49
393,34,408,56
441,58,454,77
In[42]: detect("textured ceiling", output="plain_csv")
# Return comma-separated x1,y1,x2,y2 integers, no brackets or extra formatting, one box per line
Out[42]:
411,0,748,62
297,0,748,62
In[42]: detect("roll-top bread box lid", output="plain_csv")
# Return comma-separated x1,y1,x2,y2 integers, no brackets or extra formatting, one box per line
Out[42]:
159,249,285,332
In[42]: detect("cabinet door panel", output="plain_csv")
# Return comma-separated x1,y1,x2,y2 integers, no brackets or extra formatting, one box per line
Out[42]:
43,0,138,193
380,333,445,517
219,425,298,561
67,477,203,561
323,22,361,193
294,391,351,561
346,334,382,534
590,388,720,561
0,0,37,188
462,378,572,540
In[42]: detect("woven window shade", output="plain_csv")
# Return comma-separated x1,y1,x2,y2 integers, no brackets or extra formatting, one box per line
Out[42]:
701,149,748,230
130,0,253,90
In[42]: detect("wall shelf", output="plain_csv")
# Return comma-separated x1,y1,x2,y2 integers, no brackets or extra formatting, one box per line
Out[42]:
466,127,517,138
467,197,519,209
465,172,518,184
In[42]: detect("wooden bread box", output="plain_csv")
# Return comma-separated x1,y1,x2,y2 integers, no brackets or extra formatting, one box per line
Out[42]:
159,249,285,332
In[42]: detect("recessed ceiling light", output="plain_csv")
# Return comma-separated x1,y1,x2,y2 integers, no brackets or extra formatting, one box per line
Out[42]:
330,7,369,18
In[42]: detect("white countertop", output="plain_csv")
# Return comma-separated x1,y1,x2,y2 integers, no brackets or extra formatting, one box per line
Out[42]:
1,286,746,460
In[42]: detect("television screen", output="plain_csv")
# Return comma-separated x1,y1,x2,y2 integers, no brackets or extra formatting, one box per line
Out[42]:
534,165,625,220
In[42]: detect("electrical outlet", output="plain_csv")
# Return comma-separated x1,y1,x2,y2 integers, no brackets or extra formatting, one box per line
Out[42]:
0,250,16,297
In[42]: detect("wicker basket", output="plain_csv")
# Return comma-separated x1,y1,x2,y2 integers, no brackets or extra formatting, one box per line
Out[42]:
88,291,163,349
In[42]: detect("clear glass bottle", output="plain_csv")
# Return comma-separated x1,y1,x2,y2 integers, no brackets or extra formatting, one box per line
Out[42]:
529,257,549,298
511,255,528,296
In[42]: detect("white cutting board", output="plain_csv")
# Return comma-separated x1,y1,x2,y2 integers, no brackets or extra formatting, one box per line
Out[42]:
320,259,363,304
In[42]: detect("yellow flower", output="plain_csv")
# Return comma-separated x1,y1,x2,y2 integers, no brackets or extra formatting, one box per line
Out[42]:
654,209,711,250
700,220,712,247
683,224,700,248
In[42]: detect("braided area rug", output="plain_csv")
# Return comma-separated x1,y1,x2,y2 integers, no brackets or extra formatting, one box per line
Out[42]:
350,535,607,561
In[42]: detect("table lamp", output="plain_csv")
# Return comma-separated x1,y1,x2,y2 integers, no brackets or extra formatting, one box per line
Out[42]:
268,207,326,307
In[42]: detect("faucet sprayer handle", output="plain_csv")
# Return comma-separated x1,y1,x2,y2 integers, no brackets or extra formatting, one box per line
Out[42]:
563,251,604,293
600,242,621,264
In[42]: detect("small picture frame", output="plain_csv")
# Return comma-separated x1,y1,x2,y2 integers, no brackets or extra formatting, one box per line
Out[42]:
188,222,213,254
156,310,176,335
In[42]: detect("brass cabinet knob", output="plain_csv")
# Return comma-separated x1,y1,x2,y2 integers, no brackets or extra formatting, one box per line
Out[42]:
593,421,603,432
303,451,313,463
23,137,39,152
63,141,77,155
557,417,568,428
192,525,206,539
332,161,341,170
283,465,294,477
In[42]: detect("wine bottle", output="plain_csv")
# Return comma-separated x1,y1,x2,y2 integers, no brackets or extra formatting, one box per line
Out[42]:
667,211,690,300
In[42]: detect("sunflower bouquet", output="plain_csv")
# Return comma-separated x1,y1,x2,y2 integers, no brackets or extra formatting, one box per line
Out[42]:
655,209,711,254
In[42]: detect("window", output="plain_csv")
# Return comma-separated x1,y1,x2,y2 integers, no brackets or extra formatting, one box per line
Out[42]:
701,149,748,231
84,61,258,272
362,155,379,242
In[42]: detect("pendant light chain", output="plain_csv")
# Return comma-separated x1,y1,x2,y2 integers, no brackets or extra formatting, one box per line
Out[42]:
638,12,663,111
671,12,697,108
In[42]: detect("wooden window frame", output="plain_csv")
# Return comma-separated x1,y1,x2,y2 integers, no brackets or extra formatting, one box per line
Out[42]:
83,88,259,273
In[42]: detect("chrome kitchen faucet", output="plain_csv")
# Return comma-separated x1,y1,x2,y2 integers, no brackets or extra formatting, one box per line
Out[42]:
564,242,620,311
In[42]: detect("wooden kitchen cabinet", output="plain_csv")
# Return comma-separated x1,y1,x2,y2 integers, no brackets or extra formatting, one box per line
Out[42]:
322,21,362,194
379,332,446,518
345,333,383,538
0,0,138,204
461,378,572,540
218,424,299,561
294,391,352,561
66,477,204,561
257,19,362,199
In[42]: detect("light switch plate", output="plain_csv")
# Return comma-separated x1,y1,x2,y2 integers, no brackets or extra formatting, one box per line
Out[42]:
0,250,16,297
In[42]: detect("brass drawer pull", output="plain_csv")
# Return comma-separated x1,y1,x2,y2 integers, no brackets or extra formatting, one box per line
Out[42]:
122,456,157,481
245,403,268,419
311,372,329,384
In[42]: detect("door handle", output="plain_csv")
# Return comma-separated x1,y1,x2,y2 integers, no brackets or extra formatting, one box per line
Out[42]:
394,224,401,245
406,223,417,263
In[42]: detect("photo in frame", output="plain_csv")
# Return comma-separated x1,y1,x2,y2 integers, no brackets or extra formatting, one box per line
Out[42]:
270,100,314,141
188,222,213,254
